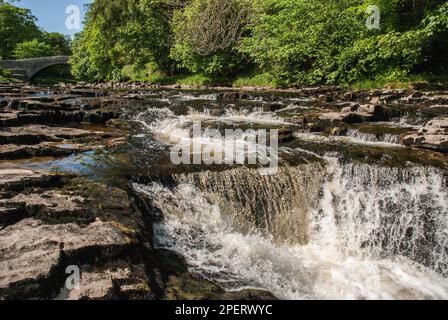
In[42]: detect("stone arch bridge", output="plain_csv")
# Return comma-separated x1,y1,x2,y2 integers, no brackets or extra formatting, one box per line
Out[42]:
0,56,70,81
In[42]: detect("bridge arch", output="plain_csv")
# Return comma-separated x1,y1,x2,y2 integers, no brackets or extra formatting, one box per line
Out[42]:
0,56,70,81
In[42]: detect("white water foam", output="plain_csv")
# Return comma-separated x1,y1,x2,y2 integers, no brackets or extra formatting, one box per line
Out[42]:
294,132,403,148
134,107,282,165
346,129,401,145
133,160,448,300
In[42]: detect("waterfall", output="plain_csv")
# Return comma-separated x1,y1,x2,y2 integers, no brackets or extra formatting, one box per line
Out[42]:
175,164,325,245
133,158,448,300
312,159,448,276
345,129,401,144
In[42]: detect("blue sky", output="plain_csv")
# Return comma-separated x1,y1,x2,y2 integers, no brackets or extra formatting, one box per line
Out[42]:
16,0,93,36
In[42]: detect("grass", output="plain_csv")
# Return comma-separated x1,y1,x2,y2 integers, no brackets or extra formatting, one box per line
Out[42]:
350,74,448,90
0,69,13,83
130,67,448,91
0,72,22,84
123,65,279,88
232,73,278,88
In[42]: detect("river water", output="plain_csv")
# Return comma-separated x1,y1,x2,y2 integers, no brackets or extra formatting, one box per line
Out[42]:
40,89,448,299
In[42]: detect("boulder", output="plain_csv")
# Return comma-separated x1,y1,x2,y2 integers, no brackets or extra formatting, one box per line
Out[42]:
319,104,397,126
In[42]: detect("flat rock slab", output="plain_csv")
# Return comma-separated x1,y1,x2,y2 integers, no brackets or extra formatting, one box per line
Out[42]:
0,166,65,192
403,117,448,153
0,125,90,144
0,142,92,159
0,218,128,298
0,168,46,186
0,191,87,226
64,263,151,300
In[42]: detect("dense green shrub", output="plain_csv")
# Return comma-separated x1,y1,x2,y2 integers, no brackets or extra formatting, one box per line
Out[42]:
13,39,54,59
241,0,448,85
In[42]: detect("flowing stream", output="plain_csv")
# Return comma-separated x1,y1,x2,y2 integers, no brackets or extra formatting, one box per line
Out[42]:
129,91,448,300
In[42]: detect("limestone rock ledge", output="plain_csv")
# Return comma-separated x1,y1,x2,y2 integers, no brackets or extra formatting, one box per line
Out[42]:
403,117,448,153
0,166,276,300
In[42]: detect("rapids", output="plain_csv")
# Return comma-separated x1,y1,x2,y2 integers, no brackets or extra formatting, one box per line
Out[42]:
129,94,448,300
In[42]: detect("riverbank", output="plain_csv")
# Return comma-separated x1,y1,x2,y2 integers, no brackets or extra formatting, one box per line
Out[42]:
120,71,448,91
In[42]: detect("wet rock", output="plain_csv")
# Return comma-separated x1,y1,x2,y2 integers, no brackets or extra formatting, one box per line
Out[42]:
0,125,90,145
424,105,448,117
220,289,278,300
162,273,226,300
319,104,398,126
318,111,345,121
155,249,189,276
0,111,19,126
0,142,88,160
162,273,276,300
318,94,334,103
402,117,448,153
278,129,294,142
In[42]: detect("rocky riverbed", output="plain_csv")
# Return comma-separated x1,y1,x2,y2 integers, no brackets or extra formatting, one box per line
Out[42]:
1,82,447,300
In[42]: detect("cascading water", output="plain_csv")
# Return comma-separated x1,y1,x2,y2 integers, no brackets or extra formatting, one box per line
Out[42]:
133,159,448,300
131,100,448,300
175,165,325,245
312,159,448,276
345,129,401,144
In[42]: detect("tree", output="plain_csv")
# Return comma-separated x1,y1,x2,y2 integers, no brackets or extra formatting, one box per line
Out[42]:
170,0,253,76
70,0,448,84
0,1,41,59
241,0,448,85
13,39,54,59
41,32,71,56
1,1,71,59
70,0,184,81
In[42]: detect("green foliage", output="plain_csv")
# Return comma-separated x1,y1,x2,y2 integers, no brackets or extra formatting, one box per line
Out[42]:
242,0,448,85
70,0,181,82
0,67,9,82
71,0,448,85
41,32,72,56
0,1,41,59
0,1,71,60
13,39,54,59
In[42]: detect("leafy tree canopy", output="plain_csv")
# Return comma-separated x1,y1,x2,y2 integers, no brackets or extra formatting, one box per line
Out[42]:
0,0,71,60
71,0,448,84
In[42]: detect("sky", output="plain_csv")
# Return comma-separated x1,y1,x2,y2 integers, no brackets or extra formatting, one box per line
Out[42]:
16,0,93,36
